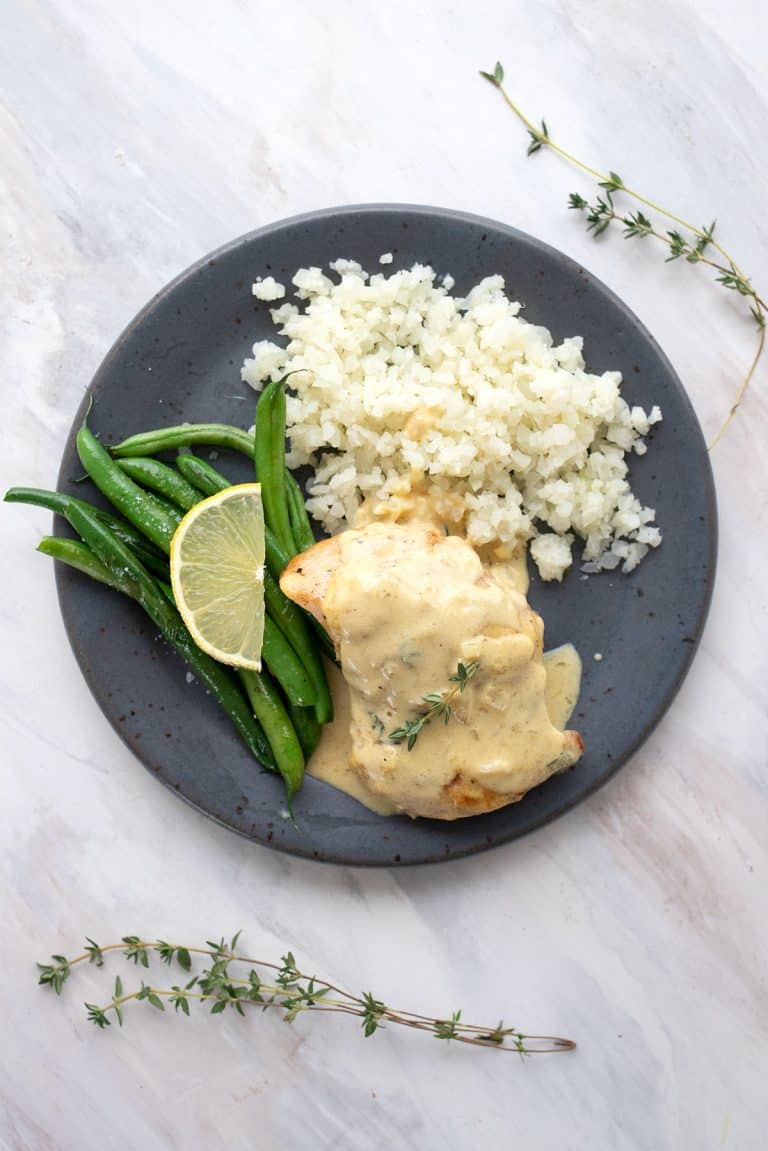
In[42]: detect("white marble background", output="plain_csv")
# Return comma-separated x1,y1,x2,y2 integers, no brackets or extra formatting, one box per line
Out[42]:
1,1,767,1147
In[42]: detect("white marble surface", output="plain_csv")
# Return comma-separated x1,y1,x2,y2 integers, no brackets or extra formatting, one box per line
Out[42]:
2,1,767,1147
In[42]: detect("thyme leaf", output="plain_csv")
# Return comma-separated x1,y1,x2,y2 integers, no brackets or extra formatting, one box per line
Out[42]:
36,933,575,1057
480,62,766,448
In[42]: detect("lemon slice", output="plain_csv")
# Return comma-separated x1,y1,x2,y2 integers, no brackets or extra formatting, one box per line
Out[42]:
170,483,266,670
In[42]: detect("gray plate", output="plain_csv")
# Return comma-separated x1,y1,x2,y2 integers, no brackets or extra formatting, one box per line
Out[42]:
55,204,717,865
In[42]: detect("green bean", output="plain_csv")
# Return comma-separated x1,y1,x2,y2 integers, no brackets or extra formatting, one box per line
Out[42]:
262,615,316,708
116,458,200,512
264,527,291,580
63,500,276,770
254,381,296,555
156,579,175,603
263,569,306,643
108,400,333,718
308,654,333,723
272,473,337,662
76,423,180,553
4,487,169,579
175,453,233,498
285,469,316,552
146,491,183,523
36,536,132,594
36,533,305,794
279,475,338,661
240,669,305,800
308,616,338,664
285,700,322,760
155,569,310,768
154,580,308,790
263,570,333,723
111,424,254,459
254,380,336,708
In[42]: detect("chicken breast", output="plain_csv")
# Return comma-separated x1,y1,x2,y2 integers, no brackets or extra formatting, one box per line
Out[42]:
280,522,583,820
280,536,340,642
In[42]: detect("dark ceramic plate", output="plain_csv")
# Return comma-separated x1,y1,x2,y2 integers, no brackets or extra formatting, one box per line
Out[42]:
55,205,716,865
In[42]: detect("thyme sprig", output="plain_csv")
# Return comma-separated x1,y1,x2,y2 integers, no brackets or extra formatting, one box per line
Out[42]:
388,660,480,750
37,933,574,1055
480,62,765,449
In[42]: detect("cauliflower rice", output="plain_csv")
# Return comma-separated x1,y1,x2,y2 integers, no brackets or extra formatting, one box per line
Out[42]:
242,259,662,580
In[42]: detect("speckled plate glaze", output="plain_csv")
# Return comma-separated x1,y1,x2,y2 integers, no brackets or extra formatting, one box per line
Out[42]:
55,204,717,865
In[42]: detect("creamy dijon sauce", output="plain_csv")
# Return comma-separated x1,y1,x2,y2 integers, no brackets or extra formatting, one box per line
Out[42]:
309,662,397,816
310,644,582,816
542,645,583,730
307,518,582,820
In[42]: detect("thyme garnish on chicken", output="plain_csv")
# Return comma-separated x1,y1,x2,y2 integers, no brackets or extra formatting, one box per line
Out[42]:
388,660,480,750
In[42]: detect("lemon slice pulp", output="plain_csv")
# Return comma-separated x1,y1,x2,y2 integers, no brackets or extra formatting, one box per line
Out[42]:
170,483,265,670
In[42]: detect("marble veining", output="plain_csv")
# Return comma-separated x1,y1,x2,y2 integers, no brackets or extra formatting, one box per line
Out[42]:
1,1,766,1148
